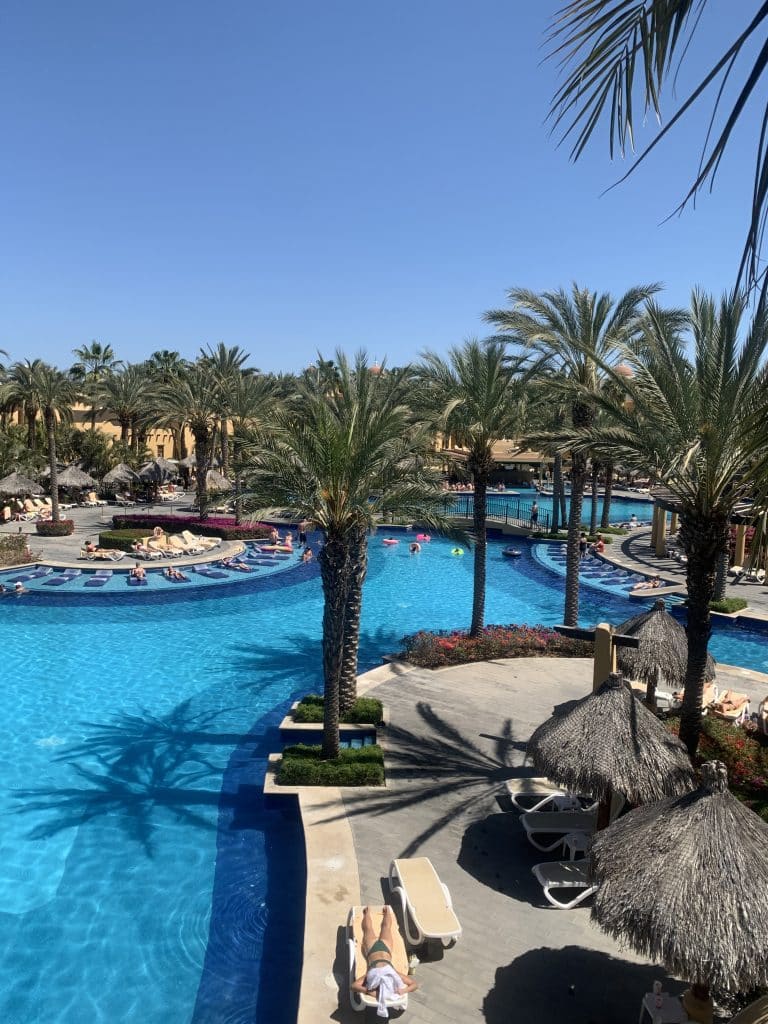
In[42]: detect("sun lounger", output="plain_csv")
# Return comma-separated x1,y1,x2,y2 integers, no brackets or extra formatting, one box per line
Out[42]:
758,698,768,738
43,569,82,586
520,809,598,851
532,860,597,909
168,534,204,554
505,777,595,814
9,567,53,583
127,575,148,586
194,566,229,579
84,570,113,587
710,690,751,724
388,857,462,947
347,906,409,1015
726,994,768,1023
180,529,221,550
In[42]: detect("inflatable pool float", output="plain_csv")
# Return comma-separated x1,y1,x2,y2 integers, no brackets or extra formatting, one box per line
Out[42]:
451,547,464,556
382,538,399,546
502,548,522,558
416,534,431,542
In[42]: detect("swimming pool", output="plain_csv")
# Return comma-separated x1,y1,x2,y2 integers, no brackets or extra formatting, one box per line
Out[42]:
451,490,655,527
1,532,765,1023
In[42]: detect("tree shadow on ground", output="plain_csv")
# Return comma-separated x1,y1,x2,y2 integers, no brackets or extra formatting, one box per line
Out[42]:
317,701,535,857
483,945,678,1024
458,812,544,903
13,699,261,856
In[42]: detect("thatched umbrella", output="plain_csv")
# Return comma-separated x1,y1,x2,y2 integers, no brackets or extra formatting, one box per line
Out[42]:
103,463,140,487
590,761,768,1016
206,469,232,491
138,458,176,483
617,599,716,708
56,466,96,490
527,672,695,808
0,472,43,496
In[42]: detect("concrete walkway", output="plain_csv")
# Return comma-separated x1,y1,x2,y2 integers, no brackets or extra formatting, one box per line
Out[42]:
336,657,695,1024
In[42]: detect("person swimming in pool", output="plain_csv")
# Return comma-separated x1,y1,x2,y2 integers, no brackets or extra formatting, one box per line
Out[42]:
351,906,418,1012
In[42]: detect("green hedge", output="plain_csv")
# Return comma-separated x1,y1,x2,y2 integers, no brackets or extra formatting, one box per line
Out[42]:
35,519,74,537
293,694,384,725
710,597,748,614
276,743,385,786
98,529,150,552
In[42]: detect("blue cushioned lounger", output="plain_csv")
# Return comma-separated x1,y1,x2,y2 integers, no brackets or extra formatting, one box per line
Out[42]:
84,571,113,588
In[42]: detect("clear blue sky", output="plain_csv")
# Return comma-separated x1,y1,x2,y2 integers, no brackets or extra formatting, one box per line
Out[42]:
0,2,758,372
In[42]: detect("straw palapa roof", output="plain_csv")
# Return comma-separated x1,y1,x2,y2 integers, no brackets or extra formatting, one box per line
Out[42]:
590,761,768,992
0,472,43,496
617,599,716,687
527,672,695,804
138,458,176,482
206,469,232,491
56,466,96,489
103,463,140,486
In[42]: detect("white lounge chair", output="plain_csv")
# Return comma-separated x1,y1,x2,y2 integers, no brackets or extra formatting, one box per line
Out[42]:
347,906,409,1015
726,994,768,1023
532,860,597,909
505,777,595,814
520,809,598,851
388,857,462,947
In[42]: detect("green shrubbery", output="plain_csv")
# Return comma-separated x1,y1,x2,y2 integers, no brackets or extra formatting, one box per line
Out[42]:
710,597,748,614
293,693,384,724
399,624,593,668
0,534,32,566
35,519,74,537
98,528,149,551
276,743,385,786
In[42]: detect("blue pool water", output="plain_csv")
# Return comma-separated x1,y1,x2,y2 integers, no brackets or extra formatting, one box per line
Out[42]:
451,489,655,526
0,532,766,1023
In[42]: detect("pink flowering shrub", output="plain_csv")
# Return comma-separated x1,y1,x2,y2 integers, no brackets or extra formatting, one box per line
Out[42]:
399,624,593,668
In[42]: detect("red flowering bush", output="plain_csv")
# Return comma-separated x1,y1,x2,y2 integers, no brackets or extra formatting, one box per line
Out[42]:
35,519,74,537
398,624,593,668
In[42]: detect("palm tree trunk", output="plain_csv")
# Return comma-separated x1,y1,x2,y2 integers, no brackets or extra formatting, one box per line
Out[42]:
220,418,229,477
90,406,97,430
318,532,346,760
551,453,562,534
470,467,488,636
119,418,130,443
194,429,211,520
339,526,368,714
45,409,60,522
713,551,729,601
26,409,36,451
589,461,599,535
564,450,587,626
600,462,614,529
679,516,728,756
559,474,567,526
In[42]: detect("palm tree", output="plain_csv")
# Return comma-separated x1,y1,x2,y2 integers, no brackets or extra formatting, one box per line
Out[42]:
561,291,768,755
199,343,254,476
486,283,658,626
30,363,79,521
6,359,45,451
156,362,220,519
416,341,525,635
229,374,278,524
546,2,768,299
97,366,152,447
240,352,453,758
144,351,188,457
71,341,121,429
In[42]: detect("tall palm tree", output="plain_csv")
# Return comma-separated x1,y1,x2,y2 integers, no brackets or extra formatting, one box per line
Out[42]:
240,352,453,758
561,292,768,755
416,341,525,635
486,283,658,625
144,351,188,457
71,341,121,429
30,364,79,521
229,374,278,524
199,343,254,476
6,359,45,451
156,363,221,519
97,366,152,447
546,2,768,299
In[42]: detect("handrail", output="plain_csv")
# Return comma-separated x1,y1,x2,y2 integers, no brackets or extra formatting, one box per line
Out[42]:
451,494,551,532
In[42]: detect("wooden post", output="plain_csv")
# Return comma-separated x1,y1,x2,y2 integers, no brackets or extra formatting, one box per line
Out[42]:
670,512,678,535
655,508,667,558
593,623,616,693
650,506,659,549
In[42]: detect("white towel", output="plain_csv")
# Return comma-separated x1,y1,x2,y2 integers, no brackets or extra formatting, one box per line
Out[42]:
365,964,403,1018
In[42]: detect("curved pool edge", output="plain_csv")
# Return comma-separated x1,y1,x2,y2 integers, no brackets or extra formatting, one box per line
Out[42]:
265,659,418,1024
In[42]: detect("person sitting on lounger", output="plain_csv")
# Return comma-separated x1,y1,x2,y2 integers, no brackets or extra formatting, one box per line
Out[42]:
221,558,252,572
351,906,418,1008
632,575,661,591
164,566,188,581
130,563,146,580
14,582,26,595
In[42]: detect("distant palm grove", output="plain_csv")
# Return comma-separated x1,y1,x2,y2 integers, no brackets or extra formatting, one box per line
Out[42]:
3,282,768,758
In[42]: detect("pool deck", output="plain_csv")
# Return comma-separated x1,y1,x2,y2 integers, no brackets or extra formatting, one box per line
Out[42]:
282,656,768,1024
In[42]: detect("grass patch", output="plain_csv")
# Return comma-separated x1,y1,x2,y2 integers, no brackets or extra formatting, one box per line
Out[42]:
710,597,748,613
276,743,385,786
293,693,384,725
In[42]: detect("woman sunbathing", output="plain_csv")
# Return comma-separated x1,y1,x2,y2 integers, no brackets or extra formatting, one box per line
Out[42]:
631,575,661,591
220,558,252,572
351,906,418,1009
